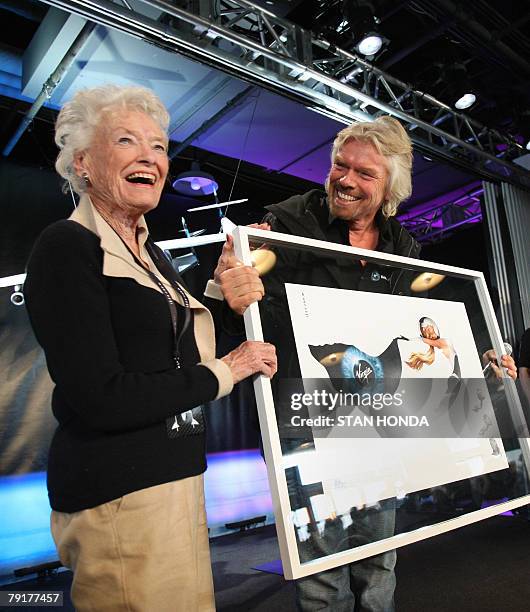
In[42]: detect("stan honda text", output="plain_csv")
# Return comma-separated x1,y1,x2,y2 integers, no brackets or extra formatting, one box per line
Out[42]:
290,415,430,428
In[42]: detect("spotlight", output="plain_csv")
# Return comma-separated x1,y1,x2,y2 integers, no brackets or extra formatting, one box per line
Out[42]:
446,63,476,110
10,284,24,306
357,32,383,56
340,0,388,57
454,92,476,110
172,162,218,197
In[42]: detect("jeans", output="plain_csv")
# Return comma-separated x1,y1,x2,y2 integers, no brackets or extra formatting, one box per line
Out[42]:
295,501,396,611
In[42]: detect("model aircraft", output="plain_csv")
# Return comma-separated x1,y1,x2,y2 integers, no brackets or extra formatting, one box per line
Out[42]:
1,205,244,295
187,198,248,212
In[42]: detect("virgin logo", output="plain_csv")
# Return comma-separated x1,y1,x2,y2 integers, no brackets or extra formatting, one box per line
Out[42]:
355,361,373,381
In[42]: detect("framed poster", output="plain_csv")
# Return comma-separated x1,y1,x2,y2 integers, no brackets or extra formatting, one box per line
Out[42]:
284,284,508,510
233,226,530,580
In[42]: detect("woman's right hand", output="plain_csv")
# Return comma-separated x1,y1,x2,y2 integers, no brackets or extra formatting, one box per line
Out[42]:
221,340,277,385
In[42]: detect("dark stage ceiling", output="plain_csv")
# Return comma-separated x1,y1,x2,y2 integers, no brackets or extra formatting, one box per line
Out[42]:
0,0,529,276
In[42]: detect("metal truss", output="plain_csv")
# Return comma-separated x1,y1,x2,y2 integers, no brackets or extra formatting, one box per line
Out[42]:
41,0,530,189
398,185,484,244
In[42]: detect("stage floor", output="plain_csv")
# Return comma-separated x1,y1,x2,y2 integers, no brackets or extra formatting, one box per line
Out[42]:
2,514,530,611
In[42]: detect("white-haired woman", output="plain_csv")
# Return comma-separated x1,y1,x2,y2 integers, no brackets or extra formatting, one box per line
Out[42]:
24,84,276,612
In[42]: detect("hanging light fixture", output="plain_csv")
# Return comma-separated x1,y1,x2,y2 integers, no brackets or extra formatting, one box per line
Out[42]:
172,162,219,197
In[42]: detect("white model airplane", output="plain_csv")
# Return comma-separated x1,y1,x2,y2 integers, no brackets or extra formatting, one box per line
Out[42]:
179,228,206,237
1,205,243,290
0,274,26,288
168,218,206,273
187,198,248,212
157,216,236,251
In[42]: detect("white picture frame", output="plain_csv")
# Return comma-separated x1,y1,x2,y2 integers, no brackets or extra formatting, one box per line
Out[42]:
232,225,530,580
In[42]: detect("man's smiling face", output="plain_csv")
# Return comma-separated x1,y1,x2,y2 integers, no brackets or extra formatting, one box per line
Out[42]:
326,139,389,224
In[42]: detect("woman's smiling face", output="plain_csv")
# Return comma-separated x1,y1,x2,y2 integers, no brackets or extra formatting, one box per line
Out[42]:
75,109,169,216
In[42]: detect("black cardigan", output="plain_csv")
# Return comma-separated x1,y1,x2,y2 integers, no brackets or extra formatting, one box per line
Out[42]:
24,220,220,512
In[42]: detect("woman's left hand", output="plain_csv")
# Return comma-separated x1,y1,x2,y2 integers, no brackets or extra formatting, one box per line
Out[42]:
483,350,517,380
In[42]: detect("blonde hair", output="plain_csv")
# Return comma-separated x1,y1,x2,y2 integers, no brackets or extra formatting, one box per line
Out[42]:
55,85,170,194
328,116,413,217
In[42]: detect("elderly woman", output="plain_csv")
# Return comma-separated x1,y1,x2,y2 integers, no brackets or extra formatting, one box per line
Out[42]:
24,85,276,611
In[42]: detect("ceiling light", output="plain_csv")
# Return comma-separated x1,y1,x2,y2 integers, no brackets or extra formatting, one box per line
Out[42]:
446,63,476,110
172,162,218,197
454,92,476,110
357,33,383,56
10,285,24,306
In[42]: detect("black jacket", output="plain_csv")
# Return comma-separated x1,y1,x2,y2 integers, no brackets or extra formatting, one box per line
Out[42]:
263,189,420,294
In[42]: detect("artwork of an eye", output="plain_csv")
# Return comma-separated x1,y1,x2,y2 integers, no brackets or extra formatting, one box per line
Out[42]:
341,346,384,381
308,343,385,394
309,340,402,396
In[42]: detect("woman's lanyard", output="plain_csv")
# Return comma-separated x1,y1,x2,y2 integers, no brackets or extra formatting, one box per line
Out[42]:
115,234,191,370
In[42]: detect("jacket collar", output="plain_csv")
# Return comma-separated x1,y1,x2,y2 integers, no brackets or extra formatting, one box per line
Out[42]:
323,197,419,258
267,189,419,260
69,195,207,310
69,194,149,263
